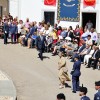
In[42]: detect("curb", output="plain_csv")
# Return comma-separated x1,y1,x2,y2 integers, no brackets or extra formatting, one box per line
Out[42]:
0,70,17,100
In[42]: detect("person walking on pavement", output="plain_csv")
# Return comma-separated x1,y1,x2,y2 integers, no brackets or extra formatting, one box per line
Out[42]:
94,81,100,100
71,56,81,93
36,30,47,60
58,52,71,89
79,86,90,100
3,19,9,44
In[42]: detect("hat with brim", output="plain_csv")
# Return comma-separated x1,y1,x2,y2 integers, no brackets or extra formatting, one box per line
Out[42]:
65,37,71,41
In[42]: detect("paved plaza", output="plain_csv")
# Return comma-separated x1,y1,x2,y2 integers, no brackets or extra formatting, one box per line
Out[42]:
0,39,100,100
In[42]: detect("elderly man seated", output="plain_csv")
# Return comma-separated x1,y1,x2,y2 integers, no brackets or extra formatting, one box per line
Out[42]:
52,36,65,56
66,39,78,58
79,44,91,63
45,35,53,52
60,37,73,54
71,39,86,62
86,46,100,70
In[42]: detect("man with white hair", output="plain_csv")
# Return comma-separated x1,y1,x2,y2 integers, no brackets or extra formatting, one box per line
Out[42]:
52,36,64,56
36,30,47,60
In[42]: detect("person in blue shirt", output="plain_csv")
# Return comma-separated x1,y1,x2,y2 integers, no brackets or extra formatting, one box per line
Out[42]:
94,81,100,100
3,20,9,44
9,21,18,44
71,56,81,93
79,87,90,100
26,22,35,39
60,28,67,39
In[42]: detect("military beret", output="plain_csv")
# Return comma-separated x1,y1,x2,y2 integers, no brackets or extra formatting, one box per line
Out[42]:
79,87,88,93
95,81,100,86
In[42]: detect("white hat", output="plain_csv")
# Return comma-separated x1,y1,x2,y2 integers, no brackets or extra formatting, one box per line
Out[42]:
59,35,63,40
74,39,78,42
65,37,71,41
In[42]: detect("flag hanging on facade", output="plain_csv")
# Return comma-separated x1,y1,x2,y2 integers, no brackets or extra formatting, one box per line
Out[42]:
57,0,80,22
44,0,56,6
83,0,96,8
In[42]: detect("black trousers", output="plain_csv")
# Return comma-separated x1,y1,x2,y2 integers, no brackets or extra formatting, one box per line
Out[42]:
88,58,98,69
16,33,21,42
72,76,80,92
38,49,44,59
4,33,8,44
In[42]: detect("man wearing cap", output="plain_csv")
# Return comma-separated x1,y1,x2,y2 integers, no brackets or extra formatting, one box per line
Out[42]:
36,31,47,60
79,87,90,100
71,56,81,93
94,81,100,100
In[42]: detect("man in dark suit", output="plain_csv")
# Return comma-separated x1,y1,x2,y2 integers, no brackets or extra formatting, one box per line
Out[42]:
71,56,81,93
86,46,100,70
94,81,100,100
3,20,9,44
36,31,47,60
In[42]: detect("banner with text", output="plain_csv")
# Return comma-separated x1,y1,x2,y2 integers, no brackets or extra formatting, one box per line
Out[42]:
57,0,80,22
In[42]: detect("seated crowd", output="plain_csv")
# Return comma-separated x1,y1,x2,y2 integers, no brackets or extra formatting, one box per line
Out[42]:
0,15,100,70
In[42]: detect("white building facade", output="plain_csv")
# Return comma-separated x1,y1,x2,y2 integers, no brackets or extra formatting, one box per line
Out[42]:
9,0,100,33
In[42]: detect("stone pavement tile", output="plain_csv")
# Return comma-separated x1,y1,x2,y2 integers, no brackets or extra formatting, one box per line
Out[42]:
0,81,16,96
0,71,9,80
0,70,16,100
0,96,13,100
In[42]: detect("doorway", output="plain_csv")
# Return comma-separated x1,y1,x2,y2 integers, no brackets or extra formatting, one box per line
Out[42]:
44,12,55,26
0,6,2,17
82,12,96,29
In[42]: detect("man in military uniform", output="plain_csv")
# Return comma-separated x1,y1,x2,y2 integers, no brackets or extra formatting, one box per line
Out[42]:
71,56,81,93
57,93,66,100
79,87,90,100
94,81,100,100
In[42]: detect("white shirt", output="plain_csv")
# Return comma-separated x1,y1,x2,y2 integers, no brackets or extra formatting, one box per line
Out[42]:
90,32,98,42
86,39,93,46
17,24,23,33
81,31,90,40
